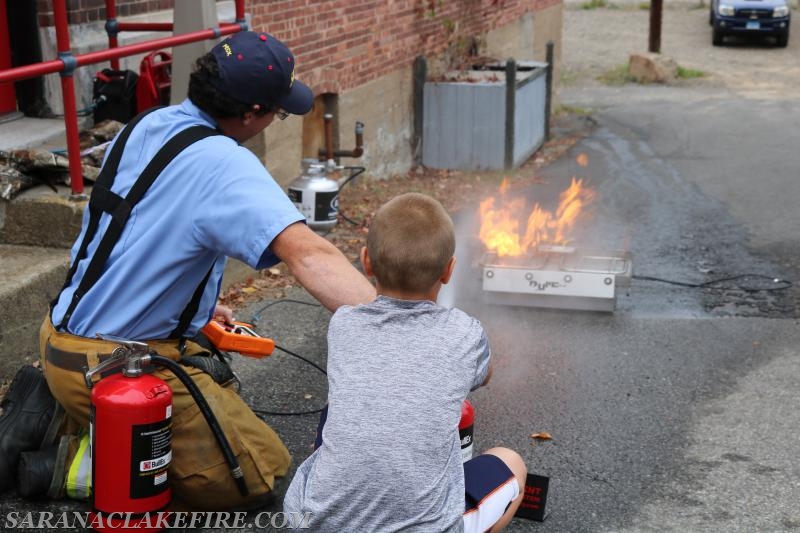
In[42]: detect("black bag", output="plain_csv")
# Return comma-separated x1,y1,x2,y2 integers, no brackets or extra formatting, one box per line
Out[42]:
92,69,138,124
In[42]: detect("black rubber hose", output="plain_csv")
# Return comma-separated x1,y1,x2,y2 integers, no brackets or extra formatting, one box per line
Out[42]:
149,355,249,497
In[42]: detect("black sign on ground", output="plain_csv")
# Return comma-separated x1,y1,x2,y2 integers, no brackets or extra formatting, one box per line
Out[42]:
515,473,550,522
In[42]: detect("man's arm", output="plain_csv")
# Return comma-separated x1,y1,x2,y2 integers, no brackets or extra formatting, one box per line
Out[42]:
270,222,376,311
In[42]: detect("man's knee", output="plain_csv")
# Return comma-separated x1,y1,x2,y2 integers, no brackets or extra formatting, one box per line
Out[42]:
482,447,527,492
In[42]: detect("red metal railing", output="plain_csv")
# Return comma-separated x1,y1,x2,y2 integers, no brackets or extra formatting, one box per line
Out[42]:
0,0,246,196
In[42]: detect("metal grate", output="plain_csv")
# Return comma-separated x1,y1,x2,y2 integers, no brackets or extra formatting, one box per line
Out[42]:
736,8,772,19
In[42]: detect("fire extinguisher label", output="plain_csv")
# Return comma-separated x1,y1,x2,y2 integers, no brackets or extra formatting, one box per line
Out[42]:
130,419,171,499
314,191,339,222
460,424,474,463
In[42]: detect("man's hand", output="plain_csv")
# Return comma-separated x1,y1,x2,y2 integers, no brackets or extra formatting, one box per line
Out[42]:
213,304,235,325
270,222,376,311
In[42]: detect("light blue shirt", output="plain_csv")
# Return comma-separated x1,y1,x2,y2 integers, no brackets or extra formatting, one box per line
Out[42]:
51,100,304,340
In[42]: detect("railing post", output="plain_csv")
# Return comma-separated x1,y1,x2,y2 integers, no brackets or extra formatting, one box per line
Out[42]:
545,40,554,142
105,0,120,70
53,0,85,197
504,58,517,171
413,55,427,165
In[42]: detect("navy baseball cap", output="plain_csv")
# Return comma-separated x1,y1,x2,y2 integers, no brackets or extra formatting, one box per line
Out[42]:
209,31,313,115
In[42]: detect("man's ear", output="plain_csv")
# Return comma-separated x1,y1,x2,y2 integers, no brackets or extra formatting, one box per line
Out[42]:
440,256,456,285
360,246,374,277
241,105,261,125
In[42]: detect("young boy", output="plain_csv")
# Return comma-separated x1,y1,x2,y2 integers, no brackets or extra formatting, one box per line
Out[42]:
284,193,527,532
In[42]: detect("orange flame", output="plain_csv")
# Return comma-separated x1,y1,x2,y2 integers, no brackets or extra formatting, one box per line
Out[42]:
479,177,595,257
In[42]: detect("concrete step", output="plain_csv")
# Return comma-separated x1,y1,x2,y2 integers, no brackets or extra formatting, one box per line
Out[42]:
0,244,70,381
0,184,86,248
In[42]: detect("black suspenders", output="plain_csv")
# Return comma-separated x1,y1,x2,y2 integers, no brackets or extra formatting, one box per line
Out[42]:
54,109,220,339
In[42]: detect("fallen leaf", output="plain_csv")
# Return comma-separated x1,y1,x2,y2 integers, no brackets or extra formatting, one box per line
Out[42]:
530,432,552,441
267,268,281,276
241,286,257,294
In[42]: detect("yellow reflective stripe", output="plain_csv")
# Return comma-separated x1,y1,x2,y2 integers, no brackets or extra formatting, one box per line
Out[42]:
66,432,91,500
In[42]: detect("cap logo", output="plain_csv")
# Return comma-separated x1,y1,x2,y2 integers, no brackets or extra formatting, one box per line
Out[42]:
222,43,233,57
290,67,296,88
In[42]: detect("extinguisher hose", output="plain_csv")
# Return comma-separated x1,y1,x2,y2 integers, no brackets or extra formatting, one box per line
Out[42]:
150,355,249,498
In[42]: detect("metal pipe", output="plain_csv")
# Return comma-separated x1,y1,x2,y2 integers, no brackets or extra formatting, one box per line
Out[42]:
105,0,120,70
334,121,364,158
54,0,85,196
504,58,517,171
413,56,426,165
0,25,242,84
117,22,174,32
319,119,365,160
323,113,334,162
77,25,241,67
545,41,554,142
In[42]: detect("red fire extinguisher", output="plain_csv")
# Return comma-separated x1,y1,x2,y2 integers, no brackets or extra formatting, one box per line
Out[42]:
85,341,172,532
459,399,475,463
84,336,249,532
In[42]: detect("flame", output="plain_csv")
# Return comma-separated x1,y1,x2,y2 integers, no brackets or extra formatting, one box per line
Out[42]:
479,177,595,257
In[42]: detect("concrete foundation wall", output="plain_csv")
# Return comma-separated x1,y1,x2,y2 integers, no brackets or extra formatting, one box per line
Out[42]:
258,114,305,188
337,68,415,181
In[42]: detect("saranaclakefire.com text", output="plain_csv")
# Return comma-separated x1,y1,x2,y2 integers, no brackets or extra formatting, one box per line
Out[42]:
4,511,312,530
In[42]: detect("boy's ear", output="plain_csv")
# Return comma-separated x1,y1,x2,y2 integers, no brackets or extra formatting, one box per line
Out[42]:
440,256,456,285
360,246,374,277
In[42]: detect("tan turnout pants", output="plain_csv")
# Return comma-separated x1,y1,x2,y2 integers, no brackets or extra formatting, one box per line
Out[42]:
39,316,291,510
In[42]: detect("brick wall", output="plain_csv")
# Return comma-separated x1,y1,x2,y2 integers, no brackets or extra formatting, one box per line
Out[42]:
37,0,559,90
37,1,176,26
248,0,561,94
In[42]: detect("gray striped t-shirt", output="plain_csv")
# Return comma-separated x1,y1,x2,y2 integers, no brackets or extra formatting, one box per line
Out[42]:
284,295,490,532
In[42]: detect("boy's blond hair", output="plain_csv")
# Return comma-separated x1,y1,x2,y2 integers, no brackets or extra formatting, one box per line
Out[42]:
366,193,455,293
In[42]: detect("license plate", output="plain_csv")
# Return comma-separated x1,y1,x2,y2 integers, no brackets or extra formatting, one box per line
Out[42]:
746,21,760,29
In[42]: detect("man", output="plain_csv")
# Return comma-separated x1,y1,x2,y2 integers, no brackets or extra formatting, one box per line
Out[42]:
0,31,375,508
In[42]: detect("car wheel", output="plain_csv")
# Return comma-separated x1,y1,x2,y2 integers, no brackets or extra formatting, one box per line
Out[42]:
712,28,724,46
776,31,789,47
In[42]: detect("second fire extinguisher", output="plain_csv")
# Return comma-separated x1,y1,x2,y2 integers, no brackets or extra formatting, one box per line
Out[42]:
459,399,475,463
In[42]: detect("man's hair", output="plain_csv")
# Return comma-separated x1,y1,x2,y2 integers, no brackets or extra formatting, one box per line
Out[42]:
367,193,455,293
188,53,274,119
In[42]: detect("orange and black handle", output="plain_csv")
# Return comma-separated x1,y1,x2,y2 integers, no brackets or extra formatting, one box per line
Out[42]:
200,320,275,359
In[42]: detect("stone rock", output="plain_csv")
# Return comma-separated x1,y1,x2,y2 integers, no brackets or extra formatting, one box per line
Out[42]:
628,53,678,83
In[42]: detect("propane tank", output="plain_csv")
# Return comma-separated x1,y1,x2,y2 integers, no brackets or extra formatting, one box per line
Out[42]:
459,399,475,463
287,158,340,232
85,343,172,532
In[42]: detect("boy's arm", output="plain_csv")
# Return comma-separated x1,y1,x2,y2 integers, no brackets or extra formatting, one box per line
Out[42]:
470,327,492,391
481,363,493,387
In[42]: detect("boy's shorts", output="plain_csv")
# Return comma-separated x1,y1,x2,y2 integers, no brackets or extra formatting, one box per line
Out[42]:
463,454,519,533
